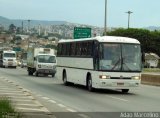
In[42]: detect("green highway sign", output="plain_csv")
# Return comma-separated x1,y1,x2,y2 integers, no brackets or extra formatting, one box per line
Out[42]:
74,27,91,39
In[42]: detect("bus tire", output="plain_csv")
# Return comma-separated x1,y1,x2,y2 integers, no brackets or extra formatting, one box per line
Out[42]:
122,89,129,93
63,71,68,86
87,75,94,92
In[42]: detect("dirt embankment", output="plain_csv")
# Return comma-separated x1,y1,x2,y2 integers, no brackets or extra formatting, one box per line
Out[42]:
141,74,160,86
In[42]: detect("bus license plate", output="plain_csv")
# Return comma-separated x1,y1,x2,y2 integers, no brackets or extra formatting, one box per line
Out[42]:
117,83,124,86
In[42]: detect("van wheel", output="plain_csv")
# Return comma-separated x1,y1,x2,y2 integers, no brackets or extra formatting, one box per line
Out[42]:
28,71,33,75
87,76,94,92
122,89,129,93
63,71,68,86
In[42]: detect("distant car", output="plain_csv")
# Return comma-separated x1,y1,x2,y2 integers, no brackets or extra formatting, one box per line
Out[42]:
21,59,27,68
16,59,21,66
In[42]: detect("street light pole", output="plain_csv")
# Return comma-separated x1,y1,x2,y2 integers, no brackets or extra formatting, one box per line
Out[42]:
28,20,31,33
126,11,133,29
104,0,107,36
27,20,31,50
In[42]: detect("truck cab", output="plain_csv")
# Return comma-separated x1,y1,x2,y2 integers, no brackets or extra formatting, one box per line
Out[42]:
34,54,57,77
0,50,17,68
27,48,57,77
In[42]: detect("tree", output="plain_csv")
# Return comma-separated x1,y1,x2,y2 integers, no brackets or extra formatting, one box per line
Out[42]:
108,28,160,56
9,24,16,33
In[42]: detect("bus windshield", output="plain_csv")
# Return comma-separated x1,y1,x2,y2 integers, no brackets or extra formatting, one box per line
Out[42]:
99,43,141,72
38,55,56,63
4,53,16,58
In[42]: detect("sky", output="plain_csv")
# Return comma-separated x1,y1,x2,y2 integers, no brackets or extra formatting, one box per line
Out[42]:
0,0,160,28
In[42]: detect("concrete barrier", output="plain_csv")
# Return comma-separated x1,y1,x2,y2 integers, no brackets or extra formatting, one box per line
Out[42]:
141,74,160,86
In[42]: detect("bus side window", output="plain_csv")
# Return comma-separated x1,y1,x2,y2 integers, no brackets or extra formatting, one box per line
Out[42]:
66,43,70,56
93,41,99,70
76,42,81,56
57,44,62,56
70,43,76,56
81,42,87,56
87,42,93,56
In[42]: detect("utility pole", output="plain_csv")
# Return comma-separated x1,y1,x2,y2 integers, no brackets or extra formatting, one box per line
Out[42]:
126,11,133,29
21,21,23,34
27,20,31,50
104,0,107,35
27,20,31,33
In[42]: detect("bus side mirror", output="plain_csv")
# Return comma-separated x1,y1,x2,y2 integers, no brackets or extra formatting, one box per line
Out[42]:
34,57,36,61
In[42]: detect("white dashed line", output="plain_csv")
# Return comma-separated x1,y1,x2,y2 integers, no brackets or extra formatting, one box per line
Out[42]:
42,97,50,100
49,100,56,103
57,104,66,108
66,108,77,112
107,95,129,102
78,114,91,118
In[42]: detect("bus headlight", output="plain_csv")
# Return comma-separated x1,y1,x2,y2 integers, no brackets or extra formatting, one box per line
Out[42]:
99,75,110,79
131,76,141,80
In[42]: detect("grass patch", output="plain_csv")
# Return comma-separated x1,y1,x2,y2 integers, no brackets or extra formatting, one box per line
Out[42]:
0,97,20,118
143,68,160,72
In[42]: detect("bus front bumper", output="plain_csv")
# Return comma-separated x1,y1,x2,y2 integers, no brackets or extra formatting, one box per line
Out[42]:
95,79,141,89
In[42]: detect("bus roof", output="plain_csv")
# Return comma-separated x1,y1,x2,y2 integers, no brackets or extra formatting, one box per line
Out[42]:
58,36,140,44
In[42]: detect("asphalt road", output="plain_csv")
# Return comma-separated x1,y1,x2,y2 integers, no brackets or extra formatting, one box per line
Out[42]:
0,67,160,118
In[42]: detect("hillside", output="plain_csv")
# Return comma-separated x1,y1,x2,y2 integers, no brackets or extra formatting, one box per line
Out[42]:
0,16,67,28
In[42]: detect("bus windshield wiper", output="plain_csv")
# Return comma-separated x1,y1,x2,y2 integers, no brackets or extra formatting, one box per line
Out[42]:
122,57,132,71
111,58,121,70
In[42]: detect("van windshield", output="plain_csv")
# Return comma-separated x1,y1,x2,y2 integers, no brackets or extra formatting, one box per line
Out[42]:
38,55,56,63
4,53,16,58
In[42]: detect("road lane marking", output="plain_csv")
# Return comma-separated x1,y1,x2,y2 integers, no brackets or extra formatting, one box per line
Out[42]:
15,104,40,107
12,99,33,102
107,95,129,102
57,104,66,108
78,114,91,118
16,107,48,112
42,97,50,100
66,108,77,112
0,90,22,93
49,100,56,103
0,93,25,95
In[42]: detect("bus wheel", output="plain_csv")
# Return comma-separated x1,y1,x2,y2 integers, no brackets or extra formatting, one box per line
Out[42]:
87,76,94,92
63,71,68,86
122,89,129,93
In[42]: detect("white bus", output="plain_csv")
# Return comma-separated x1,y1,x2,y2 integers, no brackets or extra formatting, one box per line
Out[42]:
57,36,142,93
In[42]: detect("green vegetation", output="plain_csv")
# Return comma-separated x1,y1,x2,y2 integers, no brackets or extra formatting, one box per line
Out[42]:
143,68,160,72
0,97,20,118
108,28,160,56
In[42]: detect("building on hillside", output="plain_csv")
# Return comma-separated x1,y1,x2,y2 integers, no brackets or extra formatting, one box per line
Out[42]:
145,53,160,68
